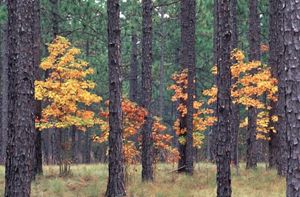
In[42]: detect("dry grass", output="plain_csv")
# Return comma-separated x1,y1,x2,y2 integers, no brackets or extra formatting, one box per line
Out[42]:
0,163,285,197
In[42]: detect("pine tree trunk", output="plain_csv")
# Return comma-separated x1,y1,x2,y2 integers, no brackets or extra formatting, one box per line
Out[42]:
0,16,2,165
230,0,239,167
284,0,300,195
141,0,154,182
269,0,288,176
129,33,139,103
0,23,7,165
268,0,279,169
33,0,43,177
5,1,36,196
215,0,232,196
246,0,260,169
105,0,126,196
180,0,196,174
158,7,165,118
71,126,77,163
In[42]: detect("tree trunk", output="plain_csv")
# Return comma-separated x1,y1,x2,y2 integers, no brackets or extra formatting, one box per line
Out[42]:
179,0,196,175
5,1,36,196
158,7,165,118
129,33,139,103
0,23,7,165
71,126,77,163
105,0,126,196
269,0,287,176
268,0,278,169
141,0,154,182
215,0,232,196
33,0,43,177
230,0,240,167
246,0,260,169
284,0,300,195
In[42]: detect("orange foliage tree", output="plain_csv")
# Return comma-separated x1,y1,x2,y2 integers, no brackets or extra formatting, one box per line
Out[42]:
93,99,179,164
168,69,217,147
203,49,278,140
35,36,102,130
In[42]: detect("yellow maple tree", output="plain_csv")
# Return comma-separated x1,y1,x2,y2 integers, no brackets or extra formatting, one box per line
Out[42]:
203,49,278,139
168,69,217,147
93,99,179,164
35,36,102,130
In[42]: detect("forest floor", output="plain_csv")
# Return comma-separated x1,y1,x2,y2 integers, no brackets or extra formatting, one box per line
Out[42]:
0,163,284,197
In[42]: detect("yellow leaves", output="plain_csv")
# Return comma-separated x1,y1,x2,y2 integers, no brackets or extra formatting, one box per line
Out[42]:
231,49,245,62
94,99,178,164
169,69,217,147
35,36,101,130
202,86,217,105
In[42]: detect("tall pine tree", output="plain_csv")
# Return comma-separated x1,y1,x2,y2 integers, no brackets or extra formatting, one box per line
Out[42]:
5,0,36,196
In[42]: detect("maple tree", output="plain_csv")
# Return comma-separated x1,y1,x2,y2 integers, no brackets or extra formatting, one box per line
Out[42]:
168,69,217,147
93,99,178,164
203,49,278,140
35,36,102,130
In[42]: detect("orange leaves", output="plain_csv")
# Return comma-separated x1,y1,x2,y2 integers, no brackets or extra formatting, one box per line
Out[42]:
35,36,101,130
203,49,279,141
169,69,217,147
168,69,188,101
94,99,178,163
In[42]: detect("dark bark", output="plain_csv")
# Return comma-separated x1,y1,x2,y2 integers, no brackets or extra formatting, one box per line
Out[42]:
268,0,279,169
284,1,300,195
141,0,154,181
246,0,260,169
178,0,196,175
210,0,218,163
84,39,91,164
71,126,77,163
269,0,287,176
129,33,139,103
230,0,240,167
5,0,36,196
84,130,91,163
33,0,43,177
0,16,2,165
0,23,7,165
215,0,232,196
106,0,126,196
158,7,165,118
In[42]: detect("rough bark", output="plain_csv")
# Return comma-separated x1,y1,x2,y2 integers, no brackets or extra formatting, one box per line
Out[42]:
210,0,218,163
284,0,300,195
246,0,260,169
0,23,7,165
0,15,2,165
105,0,126,196
158,7,165,118
230,0,240,167
129,33,139,103
141,0,154,181
71,126,77,163
178,0,196,175
5,0,36,196
33,0,43,177
216,0,232,196
268,0,287,176
277,56,288,176
268,0,279,169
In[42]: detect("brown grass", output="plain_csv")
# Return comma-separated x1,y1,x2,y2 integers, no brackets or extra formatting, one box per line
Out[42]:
0,163,285,197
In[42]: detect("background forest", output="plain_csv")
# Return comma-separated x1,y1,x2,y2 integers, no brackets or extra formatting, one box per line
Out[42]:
0,0,294,196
